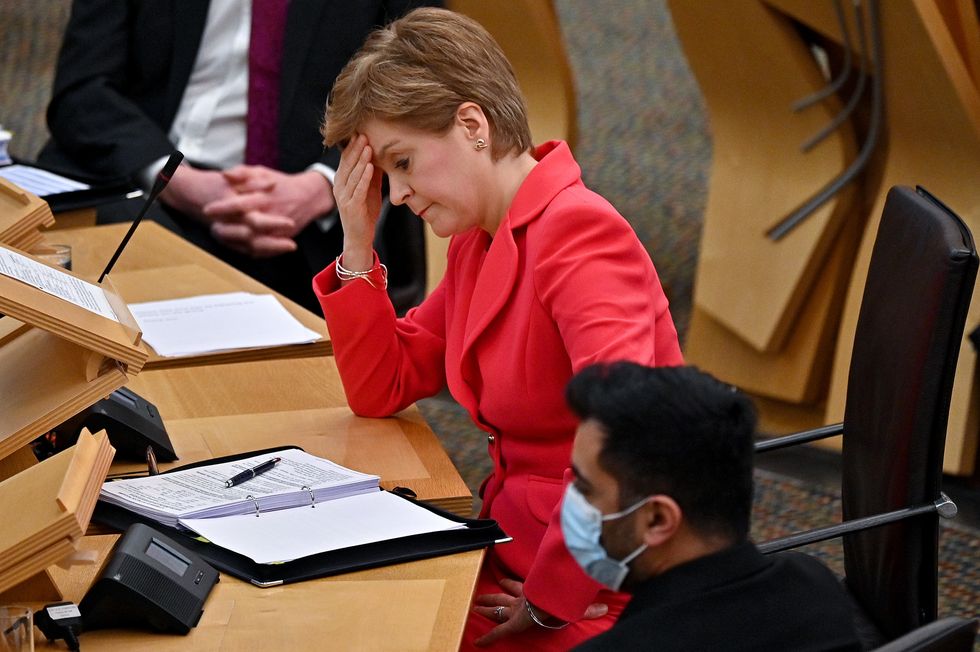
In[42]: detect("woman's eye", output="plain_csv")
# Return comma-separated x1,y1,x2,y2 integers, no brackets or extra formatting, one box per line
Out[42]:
395,158,409,170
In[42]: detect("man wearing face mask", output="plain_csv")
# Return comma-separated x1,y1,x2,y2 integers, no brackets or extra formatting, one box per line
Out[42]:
562,362,861,651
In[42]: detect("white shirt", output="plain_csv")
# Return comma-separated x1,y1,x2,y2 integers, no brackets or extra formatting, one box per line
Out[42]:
169,0,251,170
141,0,334,195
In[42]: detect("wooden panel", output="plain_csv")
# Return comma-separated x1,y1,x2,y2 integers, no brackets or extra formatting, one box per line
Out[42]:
447,0,577,148
48,207,97,230
436,0,577,295
0,432,113,595
934,0,980,89
768,0,980,474
0,242,146,369
0,176,55,248
0,330,129,461
685,210,863,402
424,223,449,297
670,0,858,353
124,356,349,420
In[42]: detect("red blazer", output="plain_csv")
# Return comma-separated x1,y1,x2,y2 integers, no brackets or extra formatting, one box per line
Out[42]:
314,141,683,622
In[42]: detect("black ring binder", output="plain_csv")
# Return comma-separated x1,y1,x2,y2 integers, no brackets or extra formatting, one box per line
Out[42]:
92,445,508,586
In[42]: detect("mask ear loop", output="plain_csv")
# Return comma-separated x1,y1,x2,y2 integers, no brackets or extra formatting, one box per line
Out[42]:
618,540,648,566
601,495,653,522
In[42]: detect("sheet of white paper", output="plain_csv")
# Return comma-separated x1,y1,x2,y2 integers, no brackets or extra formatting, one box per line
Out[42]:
0,164,89,195
0,247,118,321
128,292,320,357
180,490,466,564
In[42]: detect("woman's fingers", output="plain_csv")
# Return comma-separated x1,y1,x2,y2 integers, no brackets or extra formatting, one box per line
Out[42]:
337,134,369,193
342,145,373,206
335,135,382,249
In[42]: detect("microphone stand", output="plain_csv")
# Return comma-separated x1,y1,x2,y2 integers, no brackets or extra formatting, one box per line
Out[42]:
98,151,184,283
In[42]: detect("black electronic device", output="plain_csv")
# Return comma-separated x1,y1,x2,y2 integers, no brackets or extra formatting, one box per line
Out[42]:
80,523,219,634
52,386,177,462
34,601,83,651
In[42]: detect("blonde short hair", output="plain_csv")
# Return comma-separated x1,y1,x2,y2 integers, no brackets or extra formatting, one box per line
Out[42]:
322,7,533,160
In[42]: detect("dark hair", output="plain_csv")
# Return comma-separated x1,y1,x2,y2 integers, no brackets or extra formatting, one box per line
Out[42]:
566,362,757,542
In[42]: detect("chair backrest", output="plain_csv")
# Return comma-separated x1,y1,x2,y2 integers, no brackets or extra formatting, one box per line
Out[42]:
871,617,978,652
841,186,978,640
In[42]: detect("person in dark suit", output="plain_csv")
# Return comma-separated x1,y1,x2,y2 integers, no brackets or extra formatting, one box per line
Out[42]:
563,362,862,652
38,0,430,313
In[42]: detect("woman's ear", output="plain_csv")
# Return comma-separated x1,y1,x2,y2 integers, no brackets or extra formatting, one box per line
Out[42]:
455,101,489,141
638,495,682,548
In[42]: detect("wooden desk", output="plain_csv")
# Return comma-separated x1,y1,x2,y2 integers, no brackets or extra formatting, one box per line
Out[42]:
72,362,478,647
121,356,472,515
24,224,482,649
48,536,482,652
126,355,349,419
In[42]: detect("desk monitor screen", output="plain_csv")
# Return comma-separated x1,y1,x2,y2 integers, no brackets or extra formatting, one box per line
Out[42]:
145,538,190,576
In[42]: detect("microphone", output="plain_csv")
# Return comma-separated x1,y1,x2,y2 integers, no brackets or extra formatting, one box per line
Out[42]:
98,151,184,283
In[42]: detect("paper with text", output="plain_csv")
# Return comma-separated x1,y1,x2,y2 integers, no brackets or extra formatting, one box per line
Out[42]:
100,448,379,527
0,247,118,321
0,164,89,196
180,490,466,563
128,292,321,357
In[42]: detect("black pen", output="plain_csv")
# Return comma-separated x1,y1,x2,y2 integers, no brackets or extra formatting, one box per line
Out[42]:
224,457,281,488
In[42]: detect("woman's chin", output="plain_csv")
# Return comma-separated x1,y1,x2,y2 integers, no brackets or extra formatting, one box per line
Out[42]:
430,222,454,238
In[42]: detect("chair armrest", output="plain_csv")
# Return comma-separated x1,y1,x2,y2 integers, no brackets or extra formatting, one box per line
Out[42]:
870,616,977,651
754,422,844,452
757,494,955,554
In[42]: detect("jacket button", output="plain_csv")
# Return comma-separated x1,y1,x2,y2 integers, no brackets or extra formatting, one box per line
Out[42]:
487,434,495,444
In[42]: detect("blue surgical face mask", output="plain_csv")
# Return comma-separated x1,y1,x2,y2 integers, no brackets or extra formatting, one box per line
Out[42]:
560,483,649,591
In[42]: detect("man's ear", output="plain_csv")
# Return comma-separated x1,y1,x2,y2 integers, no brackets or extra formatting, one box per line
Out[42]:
455,101,489,141
639,495,682,547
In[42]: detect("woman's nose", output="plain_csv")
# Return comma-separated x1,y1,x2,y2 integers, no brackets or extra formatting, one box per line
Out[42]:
389,176,412,206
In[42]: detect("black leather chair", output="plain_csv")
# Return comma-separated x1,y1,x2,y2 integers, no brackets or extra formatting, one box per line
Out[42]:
870,617,977,652
753,186,979,646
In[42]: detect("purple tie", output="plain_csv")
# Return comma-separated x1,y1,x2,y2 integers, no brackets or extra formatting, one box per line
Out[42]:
246,0,289,167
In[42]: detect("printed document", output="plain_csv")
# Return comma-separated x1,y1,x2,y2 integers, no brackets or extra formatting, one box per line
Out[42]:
100,448,380,527
128,292,321,357
0,164,90,196
0,247,118,321
180,490,466,563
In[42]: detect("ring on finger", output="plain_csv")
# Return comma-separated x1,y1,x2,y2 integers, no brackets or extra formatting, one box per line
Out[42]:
494,605,505,622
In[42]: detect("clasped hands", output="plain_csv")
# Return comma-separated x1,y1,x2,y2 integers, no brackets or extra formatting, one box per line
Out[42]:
161,164,335,258
472,578,608,647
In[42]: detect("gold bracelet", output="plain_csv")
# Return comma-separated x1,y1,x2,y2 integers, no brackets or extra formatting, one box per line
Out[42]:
524,599,569,630
335,255,388,290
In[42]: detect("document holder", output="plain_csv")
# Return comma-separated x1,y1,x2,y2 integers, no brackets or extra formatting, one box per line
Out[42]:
0,240,147,466
93,446,509,587
0,175,55,251
0,429,115,600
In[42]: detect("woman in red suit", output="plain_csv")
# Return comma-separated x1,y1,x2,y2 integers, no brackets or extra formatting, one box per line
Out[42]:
315,8,683,650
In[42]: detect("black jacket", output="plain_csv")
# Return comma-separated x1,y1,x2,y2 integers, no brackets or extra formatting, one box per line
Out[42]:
39,0,421,180
574,542,861,652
